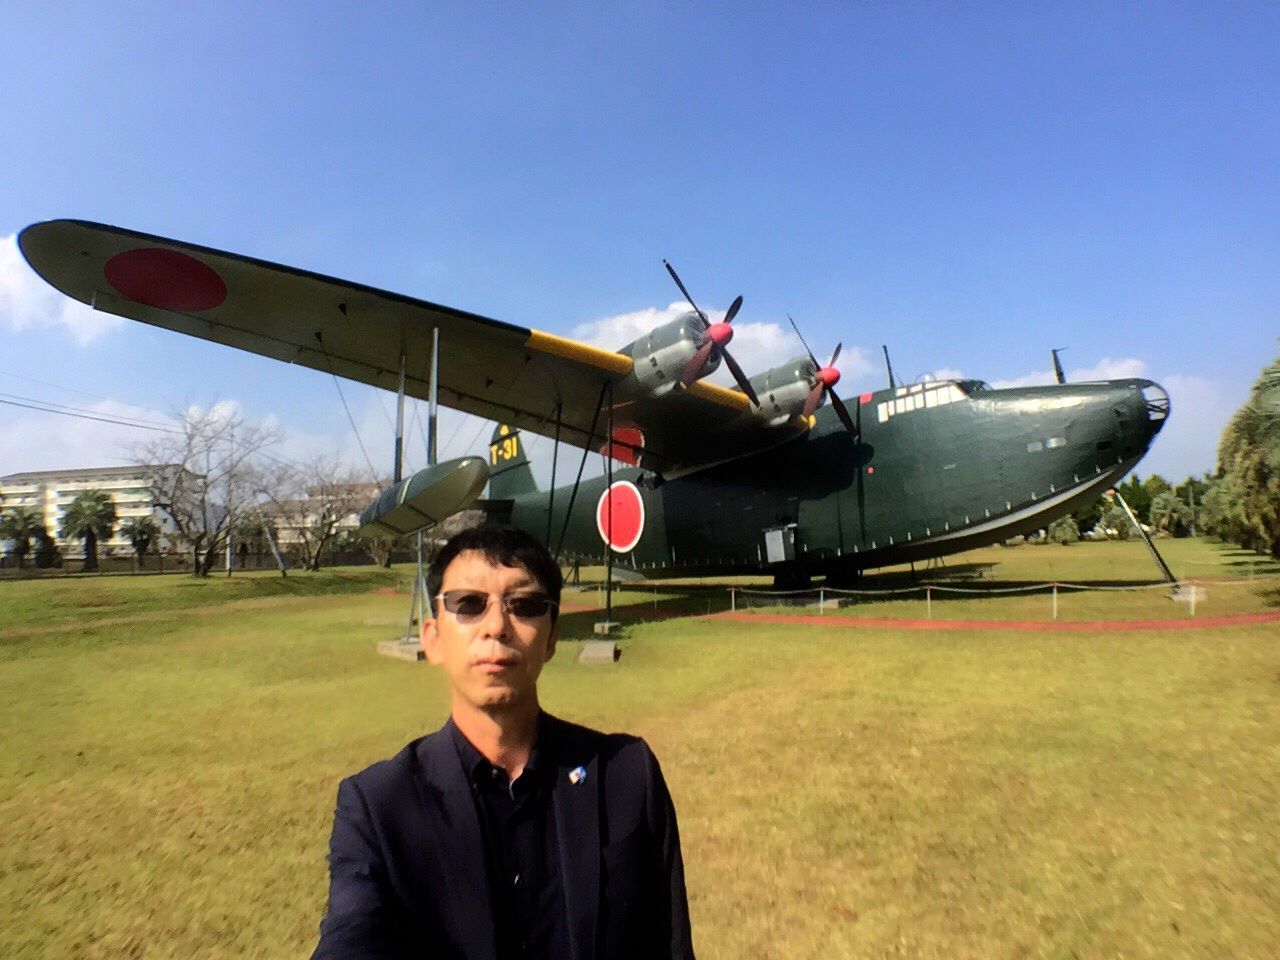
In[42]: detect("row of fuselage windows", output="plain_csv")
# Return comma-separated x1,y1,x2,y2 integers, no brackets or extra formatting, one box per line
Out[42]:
877,382,967,423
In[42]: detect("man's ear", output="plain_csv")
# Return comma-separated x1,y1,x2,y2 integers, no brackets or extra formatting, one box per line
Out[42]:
544,620,559,662
421,616,443,665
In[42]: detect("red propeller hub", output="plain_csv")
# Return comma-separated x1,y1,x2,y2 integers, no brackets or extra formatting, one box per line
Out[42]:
707,322,734,347
818,366,841,389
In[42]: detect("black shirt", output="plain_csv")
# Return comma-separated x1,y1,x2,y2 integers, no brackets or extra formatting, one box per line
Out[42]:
449,717,569,960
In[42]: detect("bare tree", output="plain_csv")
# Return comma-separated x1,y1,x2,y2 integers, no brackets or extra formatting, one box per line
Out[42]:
260,455,376,570
134,405,281,577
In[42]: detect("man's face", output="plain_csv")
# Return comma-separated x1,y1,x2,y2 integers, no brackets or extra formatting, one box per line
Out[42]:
421,550,559,713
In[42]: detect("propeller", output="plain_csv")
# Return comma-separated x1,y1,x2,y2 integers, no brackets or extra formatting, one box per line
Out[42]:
664,260,759,406
788,314,858,440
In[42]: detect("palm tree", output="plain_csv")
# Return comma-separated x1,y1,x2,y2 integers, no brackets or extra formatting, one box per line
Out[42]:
0,506,45,569
119,515,161,571
59,491,117,573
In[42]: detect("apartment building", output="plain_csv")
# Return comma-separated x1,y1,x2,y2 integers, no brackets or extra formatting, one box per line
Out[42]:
0,465,188,554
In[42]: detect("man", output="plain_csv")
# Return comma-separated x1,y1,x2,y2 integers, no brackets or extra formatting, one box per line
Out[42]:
312,527,695,960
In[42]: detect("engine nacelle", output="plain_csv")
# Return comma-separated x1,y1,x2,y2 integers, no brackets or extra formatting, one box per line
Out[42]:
748,356,820,426
617,312,722,397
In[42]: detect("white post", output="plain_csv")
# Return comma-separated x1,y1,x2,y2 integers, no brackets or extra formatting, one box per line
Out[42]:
1052,582,1058,620
926,586,932,619
1189,580,1197,617
819,588,825,614
730,588,736,612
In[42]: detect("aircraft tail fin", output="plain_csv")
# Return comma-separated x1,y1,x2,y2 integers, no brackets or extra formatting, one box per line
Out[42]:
487,424,538,498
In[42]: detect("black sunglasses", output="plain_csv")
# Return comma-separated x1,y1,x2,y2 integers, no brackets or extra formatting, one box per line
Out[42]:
438,590,557,623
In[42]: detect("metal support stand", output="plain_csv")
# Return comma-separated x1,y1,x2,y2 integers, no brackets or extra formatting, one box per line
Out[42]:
262,516,287,577
601,381,616,634
546,403,562,547
397,335,439,650
1113,490,1178,584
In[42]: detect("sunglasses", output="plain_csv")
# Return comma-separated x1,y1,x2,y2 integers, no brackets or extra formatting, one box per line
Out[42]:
438,590,558,623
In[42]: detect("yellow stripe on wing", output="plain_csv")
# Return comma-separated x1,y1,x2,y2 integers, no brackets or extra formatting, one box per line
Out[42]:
686,380,752,411
525,330,634,376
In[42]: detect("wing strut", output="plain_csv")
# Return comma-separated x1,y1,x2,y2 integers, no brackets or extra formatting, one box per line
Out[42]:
603,380,615,631
545,403,563,548
554,380,609,561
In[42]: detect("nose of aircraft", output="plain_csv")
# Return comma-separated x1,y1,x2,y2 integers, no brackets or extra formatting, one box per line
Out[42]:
1114,378,1170,454
1139,380,1170,426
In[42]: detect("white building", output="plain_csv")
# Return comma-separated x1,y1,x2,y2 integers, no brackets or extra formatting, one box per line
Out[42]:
0,465,189,554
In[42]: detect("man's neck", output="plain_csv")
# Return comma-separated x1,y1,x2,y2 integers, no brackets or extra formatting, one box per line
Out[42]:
451,698,541,780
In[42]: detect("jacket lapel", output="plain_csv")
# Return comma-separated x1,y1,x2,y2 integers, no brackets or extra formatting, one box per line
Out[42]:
414,726,497,960
549,719,601,960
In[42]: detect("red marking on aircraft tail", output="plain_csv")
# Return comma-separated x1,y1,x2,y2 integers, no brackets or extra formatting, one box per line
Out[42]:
104,248,227,312
599,426,645,466
596,481,645,553
859,392,873,404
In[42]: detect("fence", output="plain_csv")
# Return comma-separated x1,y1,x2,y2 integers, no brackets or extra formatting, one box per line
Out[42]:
715,575,1268,620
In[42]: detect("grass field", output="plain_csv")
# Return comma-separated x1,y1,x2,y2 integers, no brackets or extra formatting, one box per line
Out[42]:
2,540,1278,958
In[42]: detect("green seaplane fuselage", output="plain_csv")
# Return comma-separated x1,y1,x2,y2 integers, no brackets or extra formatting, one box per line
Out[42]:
489,376,1169,583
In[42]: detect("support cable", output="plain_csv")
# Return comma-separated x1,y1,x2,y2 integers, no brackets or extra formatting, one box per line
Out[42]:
314,332,380,482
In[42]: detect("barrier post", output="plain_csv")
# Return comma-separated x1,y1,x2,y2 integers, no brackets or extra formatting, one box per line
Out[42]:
730,588,736,613
819,588,825,614
1052,582,1058,620
926,586,932,619
1190,579,1197,617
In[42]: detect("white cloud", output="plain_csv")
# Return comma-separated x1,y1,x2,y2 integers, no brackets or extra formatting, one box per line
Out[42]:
0,233,122,345
0,398,177,476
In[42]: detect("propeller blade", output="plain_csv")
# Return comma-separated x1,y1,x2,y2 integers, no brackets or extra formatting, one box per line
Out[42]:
787,314,819,367
801,382,825,419
829,342,842,368
723,295,743,325
1051,347,1067,385
679,338,716,387
663,259,708,326
830,390,858,439
720,348,761,406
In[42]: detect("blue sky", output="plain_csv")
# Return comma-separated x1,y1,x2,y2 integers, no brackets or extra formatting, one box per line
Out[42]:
1,2,1276,483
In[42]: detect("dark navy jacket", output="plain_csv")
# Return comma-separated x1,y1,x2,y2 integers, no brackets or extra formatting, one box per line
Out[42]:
312,714,695,959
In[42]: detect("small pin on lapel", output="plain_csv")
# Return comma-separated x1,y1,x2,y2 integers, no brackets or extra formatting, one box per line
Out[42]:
569,765,587,785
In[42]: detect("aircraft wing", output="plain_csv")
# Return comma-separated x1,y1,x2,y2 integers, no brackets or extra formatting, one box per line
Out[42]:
19,220,805,474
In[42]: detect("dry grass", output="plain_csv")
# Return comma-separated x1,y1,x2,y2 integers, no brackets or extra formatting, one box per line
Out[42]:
1,542,1278,958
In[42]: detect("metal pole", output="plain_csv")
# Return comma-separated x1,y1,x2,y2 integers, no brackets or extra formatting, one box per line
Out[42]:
1112,490,1178,584
427,329,439,467
604,381,614,629
394,352,407,484
1052,582,1058,620
546,404,562,547
819,588,825,614
226,530,233,577
262,516,287,577
926,586,931,619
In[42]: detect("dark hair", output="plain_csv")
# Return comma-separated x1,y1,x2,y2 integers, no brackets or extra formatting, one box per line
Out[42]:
426,527,563,622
